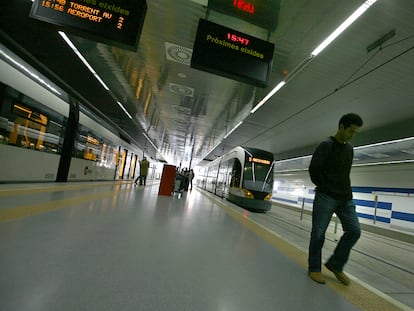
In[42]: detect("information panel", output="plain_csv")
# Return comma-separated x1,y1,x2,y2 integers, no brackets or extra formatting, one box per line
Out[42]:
30,0,147,50
191,19,274,88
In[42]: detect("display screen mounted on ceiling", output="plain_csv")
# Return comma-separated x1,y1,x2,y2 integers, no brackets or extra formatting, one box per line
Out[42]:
208,0,281,31
191,19,274,88
29,0,146,51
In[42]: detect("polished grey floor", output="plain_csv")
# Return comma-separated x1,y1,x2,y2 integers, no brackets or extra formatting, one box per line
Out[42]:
0,181,412,311
251,201,414,310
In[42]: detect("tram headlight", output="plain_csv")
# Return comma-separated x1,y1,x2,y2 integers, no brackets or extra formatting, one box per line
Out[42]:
264,193,272,201
242,189,254,199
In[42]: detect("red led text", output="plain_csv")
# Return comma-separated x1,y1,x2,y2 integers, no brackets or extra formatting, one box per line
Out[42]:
233,0,255,14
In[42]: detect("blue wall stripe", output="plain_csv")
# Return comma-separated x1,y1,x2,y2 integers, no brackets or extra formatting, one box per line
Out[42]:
353,199,392,210
305,198,313,204
272,196,413,224
391,211,414,222
308,187,414,195
352,186,414,194
357,213,391,224
296,197,392,210
276,197,393,211
272,197,298,205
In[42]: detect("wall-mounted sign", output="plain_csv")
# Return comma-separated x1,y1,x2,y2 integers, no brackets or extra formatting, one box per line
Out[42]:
191,19,274,88
29,0,147,51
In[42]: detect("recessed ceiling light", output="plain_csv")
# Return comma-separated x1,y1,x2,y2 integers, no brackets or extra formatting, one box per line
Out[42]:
165,42,192,65
169,83,194,97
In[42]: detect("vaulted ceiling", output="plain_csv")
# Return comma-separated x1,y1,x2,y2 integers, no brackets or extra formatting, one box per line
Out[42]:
1,0,413,167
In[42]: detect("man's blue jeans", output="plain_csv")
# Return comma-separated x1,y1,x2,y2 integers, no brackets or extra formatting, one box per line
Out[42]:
308,192,361,272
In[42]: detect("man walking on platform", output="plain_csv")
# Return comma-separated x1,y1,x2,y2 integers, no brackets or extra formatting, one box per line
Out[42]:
134,157,149,186
308,113,363,285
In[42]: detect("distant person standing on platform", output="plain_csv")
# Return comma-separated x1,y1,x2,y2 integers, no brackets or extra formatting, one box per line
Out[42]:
188,169,194,190
308,113,363,286
134,157,149,186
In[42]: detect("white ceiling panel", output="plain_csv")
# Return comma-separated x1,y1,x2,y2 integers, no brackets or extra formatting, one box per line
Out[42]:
1,0,413,166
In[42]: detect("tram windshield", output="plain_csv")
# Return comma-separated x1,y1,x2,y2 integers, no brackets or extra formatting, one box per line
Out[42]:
243,153,274,192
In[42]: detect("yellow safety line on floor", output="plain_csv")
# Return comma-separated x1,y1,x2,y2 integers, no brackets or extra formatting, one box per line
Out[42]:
0,188,129,222
0,181,131,197
199,190,410,311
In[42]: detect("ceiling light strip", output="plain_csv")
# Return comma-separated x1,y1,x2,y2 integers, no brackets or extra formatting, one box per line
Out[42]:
250,81,285,114
59,31,135,121
58,31,110,91
224,121,243,139
116,101,132,119
354,136,414,149
143,133,159,151
311,0,378,56
353,159,414,166
201,140,222,160
0,47,61,95
251,0,378,115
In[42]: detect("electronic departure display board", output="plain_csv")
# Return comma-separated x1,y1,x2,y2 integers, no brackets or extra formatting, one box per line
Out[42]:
29,0,147,51
208,0,281,31
191,19,274,88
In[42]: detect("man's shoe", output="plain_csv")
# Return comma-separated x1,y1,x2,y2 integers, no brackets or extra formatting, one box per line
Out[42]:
324,263,350,285
308,272,325,284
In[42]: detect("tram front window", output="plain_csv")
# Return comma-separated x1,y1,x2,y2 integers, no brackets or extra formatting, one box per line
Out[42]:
243,161,273,192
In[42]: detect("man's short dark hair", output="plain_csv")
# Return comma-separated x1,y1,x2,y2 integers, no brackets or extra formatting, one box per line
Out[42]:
339,113,363,129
